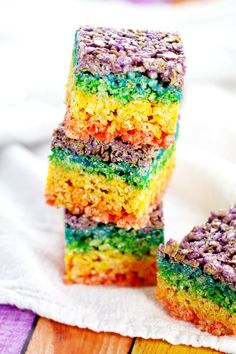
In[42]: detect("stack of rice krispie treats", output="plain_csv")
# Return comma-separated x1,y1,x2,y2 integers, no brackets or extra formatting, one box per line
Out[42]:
45,26,185,286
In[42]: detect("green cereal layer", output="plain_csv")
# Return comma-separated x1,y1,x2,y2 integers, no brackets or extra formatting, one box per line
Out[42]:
158,256,236,314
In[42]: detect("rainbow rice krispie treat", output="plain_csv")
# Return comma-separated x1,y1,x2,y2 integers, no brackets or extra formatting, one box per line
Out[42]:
157,207,236,336
65,203,164,286
45,26,185,285
46,124,175,229
65,26,185,147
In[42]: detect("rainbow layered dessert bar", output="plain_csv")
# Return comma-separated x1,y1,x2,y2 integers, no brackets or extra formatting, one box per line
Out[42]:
157,207,236,336
65,26,185,147
65,203,164,286
46,124,175,229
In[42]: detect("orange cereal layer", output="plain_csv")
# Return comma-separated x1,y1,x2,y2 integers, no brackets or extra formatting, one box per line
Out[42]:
65,112,174,147
156,276,236,336
65,250,156,286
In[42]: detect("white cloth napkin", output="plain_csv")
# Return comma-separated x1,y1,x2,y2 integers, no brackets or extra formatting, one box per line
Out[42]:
1,0,236,352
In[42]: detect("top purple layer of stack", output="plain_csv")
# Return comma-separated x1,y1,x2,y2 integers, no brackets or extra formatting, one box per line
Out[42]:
160,207,236,288
75,26,185,87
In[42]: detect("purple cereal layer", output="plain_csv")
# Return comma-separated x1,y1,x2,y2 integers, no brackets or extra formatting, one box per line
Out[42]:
160,207,236,288
75,26,185,87
51,124,158,167
65,203,164,231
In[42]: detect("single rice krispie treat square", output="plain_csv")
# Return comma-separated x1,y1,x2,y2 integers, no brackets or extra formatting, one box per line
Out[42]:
46,124,175,229
65,26,185,147
65,203,164,286
157,207,236,336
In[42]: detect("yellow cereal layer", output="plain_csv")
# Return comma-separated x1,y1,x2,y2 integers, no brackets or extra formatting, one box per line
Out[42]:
157,276,236,335
66,88,179,138
65,250,156,285
45,154,175,220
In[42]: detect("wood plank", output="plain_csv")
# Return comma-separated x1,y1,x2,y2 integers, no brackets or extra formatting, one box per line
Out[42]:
0,305,37,354
26,317,133,354
131,338,224,354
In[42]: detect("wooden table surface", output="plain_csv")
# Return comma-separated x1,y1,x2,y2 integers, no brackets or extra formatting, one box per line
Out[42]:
0,305,224,354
